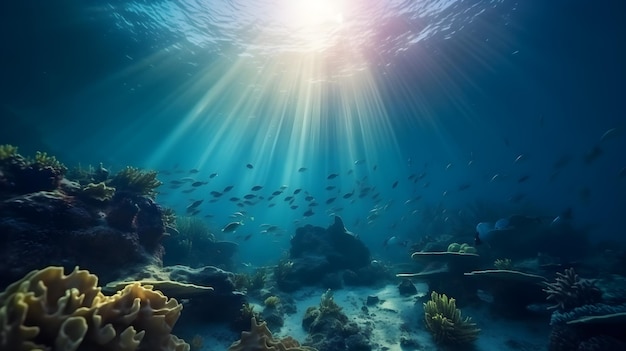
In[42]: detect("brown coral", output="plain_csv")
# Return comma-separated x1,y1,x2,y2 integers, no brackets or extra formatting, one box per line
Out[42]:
0,266,189,351
228,317,316,351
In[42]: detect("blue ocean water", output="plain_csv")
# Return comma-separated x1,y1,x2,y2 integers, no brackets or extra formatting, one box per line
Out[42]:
1,0,625,268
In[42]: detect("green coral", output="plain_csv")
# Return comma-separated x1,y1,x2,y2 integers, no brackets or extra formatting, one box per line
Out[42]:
80,182,116,202
249,268,267,291
0,144,18,160
32,151,67,174
264,296,281,309
459,243,477,254
447,243,461,252
319,289,342,317
494,258,513,270
423,291,480,345
109,166,162,197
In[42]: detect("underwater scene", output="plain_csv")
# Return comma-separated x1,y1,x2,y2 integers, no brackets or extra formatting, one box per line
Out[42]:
1,0,625,350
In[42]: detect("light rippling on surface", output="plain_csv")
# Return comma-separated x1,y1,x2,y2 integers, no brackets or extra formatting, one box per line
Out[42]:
109,0,504,69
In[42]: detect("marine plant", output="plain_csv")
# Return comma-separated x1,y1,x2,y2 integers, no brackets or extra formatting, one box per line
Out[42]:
319,289,342,317
80,181,116,202
494,258,513,270
264,295,281,309
0,144,18,160
32,151,67,174
109,166,162,197
162,207,177,228
423,291,480,345
249,268,267,291
232,273,250,292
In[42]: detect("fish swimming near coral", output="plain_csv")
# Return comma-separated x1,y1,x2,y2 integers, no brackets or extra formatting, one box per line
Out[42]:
222,221,243,232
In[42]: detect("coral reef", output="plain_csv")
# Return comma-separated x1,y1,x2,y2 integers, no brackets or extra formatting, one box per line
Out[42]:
109,166,162,198
80,181,116,202
0,266,189,351
543,268,602,310
228,317,316,351
494,258,513,270
545,268,626,351
423,291,480,345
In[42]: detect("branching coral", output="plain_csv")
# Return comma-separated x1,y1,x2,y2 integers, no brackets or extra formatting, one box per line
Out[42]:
543,268,602,310
264,296,281,309
319,289,342,317
32,151,67,174
0,266,189,351
80,181,116,202
228,317,316,351
423,291,480,345
0,144,18,160
494,258,513,270
110,166,162,198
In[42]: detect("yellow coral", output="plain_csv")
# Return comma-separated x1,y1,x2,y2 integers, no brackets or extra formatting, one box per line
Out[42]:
423,291,480,345
110,166,162,198
33,151,67,173
81,182,116,201
0,144,18,160
264,296,281,309
494,258,513,270
228,317,316,351
0,266,189,351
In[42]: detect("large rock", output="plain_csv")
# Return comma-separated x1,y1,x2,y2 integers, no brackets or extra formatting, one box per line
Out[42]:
280,216,371,290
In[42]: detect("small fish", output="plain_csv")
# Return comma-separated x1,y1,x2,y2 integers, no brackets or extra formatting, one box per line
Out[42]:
246,163,254,169
325,185,336,190
298,167,308,172
243,194,256,199
517,175,530,183
445,163,452,170
243,234,252,241
514,154,525,164
271,190,283,196
290,205,299,210
327,173,339,179
303,209,315,217
209,172,218,178
210,191,223,197
457,183,471,191
191,181,208,187
222,221,243,232
229,197,240,202
326,197,336,204
293,188,302,194
343,191,354,199
490,174,501,182
600,127,618,143
354,159,366,165
223,185,234,192
251,185,263,191
187,200,203,209
189,169,200,173
305,195,315,201
584,145,603,164
392,180,398,189
284,196,294,201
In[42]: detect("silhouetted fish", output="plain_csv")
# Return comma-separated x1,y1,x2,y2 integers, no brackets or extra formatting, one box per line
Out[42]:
327,173,339,179
392,180,398,188
223,185,234,192
298,167,308,172
251,185,263,191
209,172,218,178
222,221,243,232
246,163,254,169
303,209,314,217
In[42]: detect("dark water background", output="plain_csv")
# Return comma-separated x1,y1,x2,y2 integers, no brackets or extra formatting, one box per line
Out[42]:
1,0,625,265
